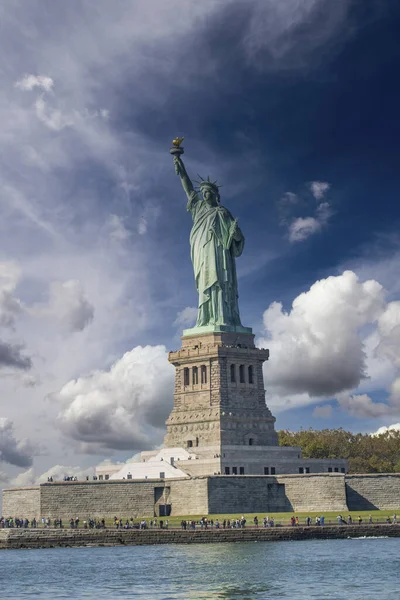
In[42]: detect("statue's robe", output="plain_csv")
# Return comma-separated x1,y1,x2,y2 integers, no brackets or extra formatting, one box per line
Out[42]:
187,190,244,327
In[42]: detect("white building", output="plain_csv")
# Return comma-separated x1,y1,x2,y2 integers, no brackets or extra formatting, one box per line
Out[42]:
95,448,191,481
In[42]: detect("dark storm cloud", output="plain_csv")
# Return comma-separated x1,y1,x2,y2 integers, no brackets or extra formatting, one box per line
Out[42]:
0,340,31,370
0,419,34,468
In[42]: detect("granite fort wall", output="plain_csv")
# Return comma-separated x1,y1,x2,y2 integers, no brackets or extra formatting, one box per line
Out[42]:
276,473,348,512
3,473,400,518
207,476,287,514
207,474,350,514
36,478,209,519
2,487,41,519
40,480,159,519
346,474,400,510
3,479,209,520
170,478,209,515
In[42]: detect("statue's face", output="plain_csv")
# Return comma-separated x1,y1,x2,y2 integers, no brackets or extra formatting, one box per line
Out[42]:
202,188,218,206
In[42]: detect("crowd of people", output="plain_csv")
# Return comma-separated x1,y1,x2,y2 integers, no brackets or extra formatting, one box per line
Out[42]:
45,475,99,482
0,517,36,528
336,514,397,525
180,516,277,529
1,513,398,529
113,517,153,529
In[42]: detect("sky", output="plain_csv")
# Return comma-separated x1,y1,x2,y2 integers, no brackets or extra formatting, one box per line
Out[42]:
1,0,400,489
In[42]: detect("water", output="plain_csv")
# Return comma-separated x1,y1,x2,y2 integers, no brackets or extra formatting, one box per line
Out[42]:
0,538,399,599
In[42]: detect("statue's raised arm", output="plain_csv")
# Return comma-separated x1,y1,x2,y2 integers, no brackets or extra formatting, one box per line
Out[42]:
170,137,195,201
173,155,194,200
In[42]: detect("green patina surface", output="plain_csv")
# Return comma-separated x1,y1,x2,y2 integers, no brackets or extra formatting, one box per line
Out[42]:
173,149,247,334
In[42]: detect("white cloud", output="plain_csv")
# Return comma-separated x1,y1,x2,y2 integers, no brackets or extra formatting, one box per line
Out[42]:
36,464,94,483
341,244,400,300
289,201,332,242
16,75,112,138
260,271,385,398
310,181,330,200
289,216,320,242
312,404,332,418
107,214,130,242
33,280,94,333
11,467,35,487
56,345,174,452
280,192,298,205
15,74,54,92
336,393,391,418
266,391,317,414
15,73,108,133
0,184,59,238
34,95,74,131
10,463,94,487
261,269,400,419
344,375,400,420
138,217,148,236
0,470,9,484
0,418,35,467
356,329,396,395
0,294,21,330
173,306,198,328
316,202,333,222
48,280,94,332
372,423,400,436
243,0,351,71
0,261,22,329
376,301,400,368
278,192,298,223
340,249,400,397
277,192,299,229
21,374,40,388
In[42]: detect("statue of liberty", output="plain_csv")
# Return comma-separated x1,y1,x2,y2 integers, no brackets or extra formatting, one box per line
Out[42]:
171,140,246,330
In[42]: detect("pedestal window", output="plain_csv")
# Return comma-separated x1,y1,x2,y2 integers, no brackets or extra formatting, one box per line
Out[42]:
183,368,189,386
248,365,254,384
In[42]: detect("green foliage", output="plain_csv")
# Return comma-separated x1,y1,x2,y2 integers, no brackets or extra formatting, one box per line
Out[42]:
278,428,400,473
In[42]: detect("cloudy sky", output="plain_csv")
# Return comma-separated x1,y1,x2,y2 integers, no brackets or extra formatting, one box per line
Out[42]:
1,0,400,488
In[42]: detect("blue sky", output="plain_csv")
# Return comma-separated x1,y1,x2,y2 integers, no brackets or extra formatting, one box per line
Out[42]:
1,0,400,484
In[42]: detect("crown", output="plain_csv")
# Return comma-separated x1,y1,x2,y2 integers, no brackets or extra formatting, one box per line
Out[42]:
194,175,222,195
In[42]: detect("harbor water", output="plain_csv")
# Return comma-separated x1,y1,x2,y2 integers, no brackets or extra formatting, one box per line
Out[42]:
0,537,398,599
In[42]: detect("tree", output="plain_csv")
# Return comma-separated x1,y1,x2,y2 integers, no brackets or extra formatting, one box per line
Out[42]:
278,428,400,473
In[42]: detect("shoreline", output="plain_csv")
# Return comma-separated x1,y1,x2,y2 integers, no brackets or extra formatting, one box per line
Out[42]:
0,524,399,550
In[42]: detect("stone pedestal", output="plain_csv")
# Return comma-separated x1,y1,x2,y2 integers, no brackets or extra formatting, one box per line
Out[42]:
164,331,277,454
